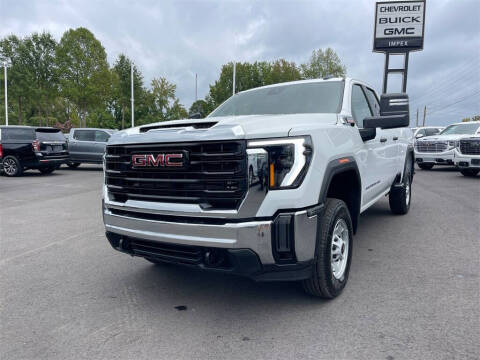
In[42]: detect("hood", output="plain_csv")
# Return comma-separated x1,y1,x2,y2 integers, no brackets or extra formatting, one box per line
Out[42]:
108,114,337,145
418,134,472,142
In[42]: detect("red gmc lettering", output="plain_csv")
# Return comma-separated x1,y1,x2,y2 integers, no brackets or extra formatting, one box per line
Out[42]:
146,154,164,167
132,154,146,167
165,153,183,167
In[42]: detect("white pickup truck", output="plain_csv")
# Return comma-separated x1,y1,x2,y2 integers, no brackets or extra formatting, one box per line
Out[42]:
102,77,414,299
415,121,480,170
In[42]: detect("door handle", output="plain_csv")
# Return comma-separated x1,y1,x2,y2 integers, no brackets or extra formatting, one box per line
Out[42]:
380,137,387,143
393,136,399,141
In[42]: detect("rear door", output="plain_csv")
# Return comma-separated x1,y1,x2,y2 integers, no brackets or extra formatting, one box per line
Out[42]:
70,130,96,162
35,129,67,155
2,127,36,164
364,86,400,184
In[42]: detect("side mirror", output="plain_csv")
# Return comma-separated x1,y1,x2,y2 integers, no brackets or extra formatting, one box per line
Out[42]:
189,112,202,119
415,133,424,139
364,93,410,129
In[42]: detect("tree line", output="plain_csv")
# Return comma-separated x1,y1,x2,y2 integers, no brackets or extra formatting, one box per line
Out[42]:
0,27,346,129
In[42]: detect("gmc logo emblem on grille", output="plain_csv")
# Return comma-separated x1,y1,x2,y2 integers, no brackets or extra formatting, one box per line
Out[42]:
131,153,185,167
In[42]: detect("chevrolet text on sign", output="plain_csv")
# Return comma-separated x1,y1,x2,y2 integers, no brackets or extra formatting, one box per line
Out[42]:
374,0,426,52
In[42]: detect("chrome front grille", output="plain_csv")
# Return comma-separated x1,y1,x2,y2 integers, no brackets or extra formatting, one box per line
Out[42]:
415,141,448,153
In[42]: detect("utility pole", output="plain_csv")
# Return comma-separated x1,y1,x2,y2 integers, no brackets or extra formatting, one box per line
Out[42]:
232,62,236,96
422,105,426,127
131,63,134,128
416,108,419,127
3,61,8,126
195,73,198,102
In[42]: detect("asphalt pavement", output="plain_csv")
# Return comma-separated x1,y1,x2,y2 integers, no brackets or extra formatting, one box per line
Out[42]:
0,164,479,360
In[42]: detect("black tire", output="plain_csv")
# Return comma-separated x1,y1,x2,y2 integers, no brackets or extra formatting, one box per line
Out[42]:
145,257,169,266
67,162,81,168
460,168,479,177
302,198,353,299
418,163,434,170
389,156,413,215
248,167,254,185
39,166,56,175
2,156,23,177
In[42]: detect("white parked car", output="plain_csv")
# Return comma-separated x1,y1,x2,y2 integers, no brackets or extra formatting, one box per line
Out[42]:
415,121,480,170
454,134,480,177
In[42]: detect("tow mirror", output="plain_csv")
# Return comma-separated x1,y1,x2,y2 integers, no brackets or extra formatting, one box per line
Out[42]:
363,93,410,129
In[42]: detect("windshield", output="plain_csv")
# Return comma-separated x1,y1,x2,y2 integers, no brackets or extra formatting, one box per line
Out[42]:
35,129,66,142
209,81,344,117
440,123,480,135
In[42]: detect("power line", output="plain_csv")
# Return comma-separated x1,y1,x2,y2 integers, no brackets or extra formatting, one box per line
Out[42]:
427,90,480,116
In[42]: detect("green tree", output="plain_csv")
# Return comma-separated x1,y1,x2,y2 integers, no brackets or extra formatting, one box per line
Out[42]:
22,32,59,126
300,48,346,79
112,54,145,129
56,27,111,127
150,77,187,121
0,35,33,125
189,99,208,118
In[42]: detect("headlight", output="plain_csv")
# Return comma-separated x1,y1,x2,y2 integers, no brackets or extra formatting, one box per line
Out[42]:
448,140,456,149
247,136,312,189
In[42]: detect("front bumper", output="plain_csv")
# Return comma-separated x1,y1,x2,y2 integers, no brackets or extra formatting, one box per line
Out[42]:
103,203,319,281
454,149,480,168
414,149,454,165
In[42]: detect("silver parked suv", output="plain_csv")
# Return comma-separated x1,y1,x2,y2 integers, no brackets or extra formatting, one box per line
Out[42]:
66,128,116,168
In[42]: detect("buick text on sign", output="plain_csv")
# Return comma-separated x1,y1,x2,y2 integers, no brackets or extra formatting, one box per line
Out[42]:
374,1,426,52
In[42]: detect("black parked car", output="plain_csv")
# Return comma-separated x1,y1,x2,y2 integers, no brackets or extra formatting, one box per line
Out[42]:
0,126,69,176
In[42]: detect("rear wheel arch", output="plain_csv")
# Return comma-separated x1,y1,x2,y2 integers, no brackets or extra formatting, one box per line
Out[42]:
319,157,362,234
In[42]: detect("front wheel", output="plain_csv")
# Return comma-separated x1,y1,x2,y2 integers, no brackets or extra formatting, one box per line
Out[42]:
460,168,479,177
302,198,353,299
418,163,434,170
67,162,81,168
39,166,55,175
2,156,23,177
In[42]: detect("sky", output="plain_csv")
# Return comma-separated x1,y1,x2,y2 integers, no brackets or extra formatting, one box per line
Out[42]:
1,0,479,126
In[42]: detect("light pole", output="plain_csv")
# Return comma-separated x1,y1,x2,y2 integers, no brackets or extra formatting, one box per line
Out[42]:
3,61,9,126
131,63,134,128
232,62,236,96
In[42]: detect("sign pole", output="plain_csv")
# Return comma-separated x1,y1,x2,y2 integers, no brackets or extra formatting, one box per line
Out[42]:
4,61,8,126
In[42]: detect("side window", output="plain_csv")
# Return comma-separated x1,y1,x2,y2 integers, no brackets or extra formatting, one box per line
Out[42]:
365,88,380,116
351,85,373,128
73,130,95,141
95,131,110,142
4,128,35,140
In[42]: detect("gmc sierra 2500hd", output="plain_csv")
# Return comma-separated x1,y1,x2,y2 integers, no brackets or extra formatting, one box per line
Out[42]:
103,77,414,298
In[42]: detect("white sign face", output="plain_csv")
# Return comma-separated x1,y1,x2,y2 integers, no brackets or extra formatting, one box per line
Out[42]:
374,1,426,52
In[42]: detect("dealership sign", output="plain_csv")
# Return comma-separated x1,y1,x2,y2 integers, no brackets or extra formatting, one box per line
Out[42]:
374,0,426,52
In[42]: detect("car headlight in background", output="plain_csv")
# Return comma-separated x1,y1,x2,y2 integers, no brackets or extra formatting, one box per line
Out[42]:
247,136,312,189
448,140,456,149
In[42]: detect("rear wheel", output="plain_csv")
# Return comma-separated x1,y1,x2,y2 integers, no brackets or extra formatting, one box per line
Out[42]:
302,198,353,299
39,166,55,175
67,162,81,168
2,156,23,177
418,163,434,170
389,156,413,215
460,168,479,177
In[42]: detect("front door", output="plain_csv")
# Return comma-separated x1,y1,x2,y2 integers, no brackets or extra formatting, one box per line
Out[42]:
351,84,390,205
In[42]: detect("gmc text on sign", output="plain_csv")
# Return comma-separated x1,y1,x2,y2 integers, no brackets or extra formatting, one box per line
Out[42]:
374,0,426,52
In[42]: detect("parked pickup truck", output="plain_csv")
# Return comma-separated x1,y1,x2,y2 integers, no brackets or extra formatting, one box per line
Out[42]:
66,128,116,168
415,121,480,170
454,135,480,177
103,78,414,298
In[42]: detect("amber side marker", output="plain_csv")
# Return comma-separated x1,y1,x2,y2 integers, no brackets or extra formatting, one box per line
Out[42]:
269,163,275,187
338,158,350,164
